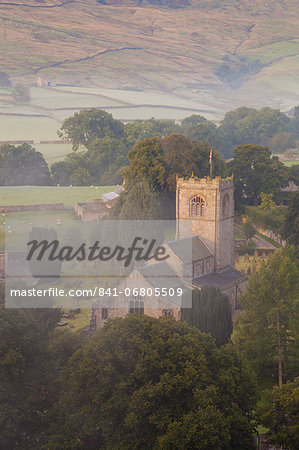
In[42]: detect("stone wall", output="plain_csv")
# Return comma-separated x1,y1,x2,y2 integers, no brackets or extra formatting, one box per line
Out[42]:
257,227,286,246
74,201,108,221
0,203,64,213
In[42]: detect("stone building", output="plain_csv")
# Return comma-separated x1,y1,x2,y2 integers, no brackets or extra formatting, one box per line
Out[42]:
74,199,108,222
74,188,122,221
90,176,246,331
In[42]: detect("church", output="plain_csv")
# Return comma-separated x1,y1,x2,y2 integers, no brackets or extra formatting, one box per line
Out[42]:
90,175,246,331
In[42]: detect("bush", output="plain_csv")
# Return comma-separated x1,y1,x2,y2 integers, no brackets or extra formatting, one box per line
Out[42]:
244,206,285,232
11,83,31,102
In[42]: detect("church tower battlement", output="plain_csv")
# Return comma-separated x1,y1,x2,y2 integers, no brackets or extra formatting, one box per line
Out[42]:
176,176,235,272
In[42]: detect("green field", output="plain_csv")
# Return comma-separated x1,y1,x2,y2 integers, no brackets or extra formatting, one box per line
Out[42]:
283,160,299,167
0,186,118,208
0,114,60,141
0,209,79,251
34,143,73,164
0,185,116,251
30,87,126,110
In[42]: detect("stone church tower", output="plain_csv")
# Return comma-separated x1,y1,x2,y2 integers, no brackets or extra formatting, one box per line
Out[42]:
176,176,235,271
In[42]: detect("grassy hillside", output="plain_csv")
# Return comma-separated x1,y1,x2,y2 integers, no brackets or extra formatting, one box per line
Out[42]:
0,0,298,120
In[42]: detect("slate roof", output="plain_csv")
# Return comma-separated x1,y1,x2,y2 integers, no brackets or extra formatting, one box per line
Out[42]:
102,191,120,201
140,261,187,290
281,181,299,192
139,261,190,305
167,235,213,263
192,268,245,289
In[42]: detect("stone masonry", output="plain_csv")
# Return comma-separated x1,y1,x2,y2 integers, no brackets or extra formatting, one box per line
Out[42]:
176,176,235,271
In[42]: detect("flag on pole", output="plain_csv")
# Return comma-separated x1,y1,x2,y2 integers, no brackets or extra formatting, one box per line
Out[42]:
209,149,212,164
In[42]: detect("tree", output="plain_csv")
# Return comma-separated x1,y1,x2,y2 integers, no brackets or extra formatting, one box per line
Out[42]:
232,247,299,386
162,134,226,191
258,378,299,449
69,167,91,186
292,105,299,139
0,143,51,185
124,134,226,194
218,107,291,158
231,144,288,207
287,164,299,186
282,148,294,160
181,114,220,148
50,161,72,186
181,286,232,346
124,118,180,148
243,222,256,245
124,137,168,192
269,132,296,154
0,282,84,449
281,192,299,249
11,83,31,102
259,192,276,211
46,316,257,449
111,181,162,220
58,109,125,150
0,71,11,88
56,110,129,185
0,284,60,448
181,114,207,127
86,135,129,185
162,133,198,189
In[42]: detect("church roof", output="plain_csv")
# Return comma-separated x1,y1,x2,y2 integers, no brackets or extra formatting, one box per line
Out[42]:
192,268,245,289
167,235,213,263
140,261,187,290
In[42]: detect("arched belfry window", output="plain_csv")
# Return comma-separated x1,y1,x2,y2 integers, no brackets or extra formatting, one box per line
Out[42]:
222,193,230,217
189,195,206,216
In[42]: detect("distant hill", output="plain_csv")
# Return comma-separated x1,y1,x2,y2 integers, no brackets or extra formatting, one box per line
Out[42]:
0,0,299,116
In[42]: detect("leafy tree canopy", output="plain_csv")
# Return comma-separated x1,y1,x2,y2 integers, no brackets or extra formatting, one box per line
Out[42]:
243,221,256,243
258,377,299,449
124,118,180,148
51,160,73,186
51,136,128,186
0,283,83,449
269,132,296,154
124,134,226,193
124,137,168,192
0,143,51,186
230,144,288,207
259,192,276,211
58,109,125,150
110,181,162,219
219,107,291,158
181,114,220,148
232,247,299,383
281,191,299,249
0,283,58,448
46,315,257,449
11,83,30,102
287,164,299,185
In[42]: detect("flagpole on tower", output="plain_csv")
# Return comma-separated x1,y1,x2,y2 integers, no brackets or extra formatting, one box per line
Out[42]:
209,149,213,179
